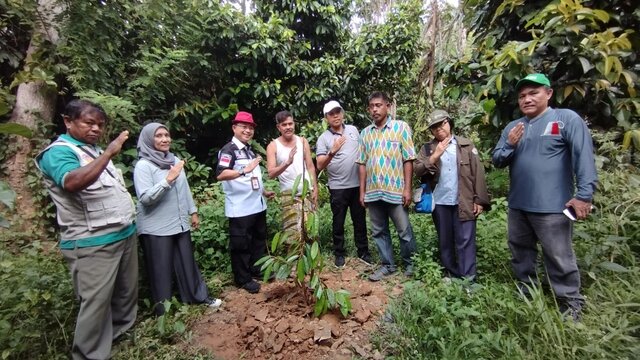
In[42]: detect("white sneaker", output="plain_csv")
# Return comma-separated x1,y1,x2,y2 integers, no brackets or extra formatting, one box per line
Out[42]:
204,298,222,308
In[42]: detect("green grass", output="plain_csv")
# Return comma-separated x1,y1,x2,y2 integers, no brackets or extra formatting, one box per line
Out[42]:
374,166,640,359
2,151,638,359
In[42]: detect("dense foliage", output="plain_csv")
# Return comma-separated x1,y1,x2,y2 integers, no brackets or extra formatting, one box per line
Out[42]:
0,0,639,358
436,0,639,136
54,0,422,160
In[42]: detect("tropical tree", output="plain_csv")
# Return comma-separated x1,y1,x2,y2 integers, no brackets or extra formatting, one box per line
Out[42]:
1,0,424,236
1,0,64,230
437,0,639,136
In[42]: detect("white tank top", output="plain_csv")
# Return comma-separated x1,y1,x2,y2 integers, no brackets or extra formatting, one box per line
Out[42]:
275,136,312,193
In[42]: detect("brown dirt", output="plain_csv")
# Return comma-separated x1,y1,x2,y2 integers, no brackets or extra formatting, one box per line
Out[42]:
192,259,406,360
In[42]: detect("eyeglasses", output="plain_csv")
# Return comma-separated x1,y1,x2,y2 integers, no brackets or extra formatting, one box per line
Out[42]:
430,119,448,130
234,124,255,131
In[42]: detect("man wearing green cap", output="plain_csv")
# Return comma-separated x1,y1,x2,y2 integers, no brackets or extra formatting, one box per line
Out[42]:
492,73,598,321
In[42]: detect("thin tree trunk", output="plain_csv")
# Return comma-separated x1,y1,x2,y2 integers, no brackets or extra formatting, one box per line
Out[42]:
5,0,63,234
428,0,439,98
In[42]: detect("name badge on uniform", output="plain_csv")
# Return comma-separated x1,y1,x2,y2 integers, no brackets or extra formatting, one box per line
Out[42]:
234,150,248,159
251,176,260,190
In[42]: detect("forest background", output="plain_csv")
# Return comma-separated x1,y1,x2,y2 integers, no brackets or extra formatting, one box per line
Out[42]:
1,0,638,359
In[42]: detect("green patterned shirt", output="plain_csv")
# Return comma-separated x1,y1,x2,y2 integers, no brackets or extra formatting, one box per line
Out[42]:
357,117,416,204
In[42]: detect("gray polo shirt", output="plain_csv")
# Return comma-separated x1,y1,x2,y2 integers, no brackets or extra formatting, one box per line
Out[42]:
492,107,598,212
316,124,361,190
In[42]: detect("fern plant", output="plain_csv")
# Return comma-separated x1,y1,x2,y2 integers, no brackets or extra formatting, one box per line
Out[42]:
255,174,351,317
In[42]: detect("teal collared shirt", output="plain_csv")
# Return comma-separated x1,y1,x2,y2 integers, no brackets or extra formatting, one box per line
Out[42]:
59,224,136,250
38,134,85,188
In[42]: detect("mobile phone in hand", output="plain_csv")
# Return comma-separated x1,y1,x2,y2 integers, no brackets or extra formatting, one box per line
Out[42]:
563,206,577,221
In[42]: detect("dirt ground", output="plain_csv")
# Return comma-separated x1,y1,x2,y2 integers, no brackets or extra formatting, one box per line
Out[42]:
192,259,406,360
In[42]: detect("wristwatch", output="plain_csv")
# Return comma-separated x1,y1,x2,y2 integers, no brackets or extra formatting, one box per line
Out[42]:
328,150,336,157
238,168,245,176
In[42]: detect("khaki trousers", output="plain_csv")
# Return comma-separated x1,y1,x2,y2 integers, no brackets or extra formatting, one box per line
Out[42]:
62,233,138,360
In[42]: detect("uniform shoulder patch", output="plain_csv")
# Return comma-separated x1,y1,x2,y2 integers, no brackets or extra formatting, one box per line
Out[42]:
219,153,232,168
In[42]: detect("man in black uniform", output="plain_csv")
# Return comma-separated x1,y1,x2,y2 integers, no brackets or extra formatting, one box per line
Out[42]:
216,111,274,293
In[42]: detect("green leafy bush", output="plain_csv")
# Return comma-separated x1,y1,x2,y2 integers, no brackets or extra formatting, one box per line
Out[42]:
0,242,76,360
190,183,231,276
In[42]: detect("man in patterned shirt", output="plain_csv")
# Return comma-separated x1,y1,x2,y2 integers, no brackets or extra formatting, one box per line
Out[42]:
358,91,417,281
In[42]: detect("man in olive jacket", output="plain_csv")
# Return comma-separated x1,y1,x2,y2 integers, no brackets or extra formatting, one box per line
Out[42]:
415,110,490,280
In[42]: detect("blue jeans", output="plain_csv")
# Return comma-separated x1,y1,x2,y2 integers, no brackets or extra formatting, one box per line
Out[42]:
508,208,583,301
367,201,416,269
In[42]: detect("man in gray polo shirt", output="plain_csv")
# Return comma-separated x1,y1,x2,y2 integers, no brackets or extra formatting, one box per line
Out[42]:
493,73,597,321
316,100,371,267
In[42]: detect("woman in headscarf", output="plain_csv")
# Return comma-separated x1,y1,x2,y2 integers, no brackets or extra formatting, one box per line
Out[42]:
134,122,221,315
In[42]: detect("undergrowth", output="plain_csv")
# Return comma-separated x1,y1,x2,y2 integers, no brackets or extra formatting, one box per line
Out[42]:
375,138,640,359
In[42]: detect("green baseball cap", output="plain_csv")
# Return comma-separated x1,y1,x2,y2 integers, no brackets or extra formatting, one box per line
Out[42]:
427,109,450,128
515,73,551,91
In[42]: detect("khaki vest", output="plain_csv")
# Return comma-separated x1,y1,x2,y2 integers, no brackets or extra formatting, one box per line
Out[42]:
36,138,135,241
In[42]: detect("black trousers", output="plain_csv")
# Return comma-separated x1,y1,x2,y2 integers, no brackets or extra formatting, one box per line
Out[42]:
229,210,267,286
140,231,209,315
432,205,477,279
329,186,369,257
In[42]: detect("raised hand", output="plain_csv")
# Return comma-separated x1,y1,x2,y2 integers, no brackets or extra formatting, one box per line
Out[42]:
104,130,129,158
331,136,346,154
508,122,525,146
287,146,297,165
167,160,185,183
430,136,452,164
246,155,262,173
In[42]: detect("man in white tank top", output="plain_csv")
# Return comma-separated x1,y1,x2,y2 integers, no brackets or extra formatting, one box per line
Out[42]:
267,111,318,231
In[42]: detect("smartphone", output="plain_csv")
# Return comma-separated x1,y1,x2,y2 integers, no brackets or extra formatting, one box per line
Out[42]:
563,207,577,221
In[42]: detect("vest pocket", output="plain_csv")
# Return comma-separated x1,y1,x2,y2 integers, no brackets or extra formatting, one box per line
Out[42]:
83,200,124,231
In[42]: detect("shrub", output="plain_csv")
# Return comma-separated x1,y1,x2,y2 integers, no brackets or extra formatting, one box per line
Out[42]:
376,158,640,359
0,242,76,359
190,183,231,276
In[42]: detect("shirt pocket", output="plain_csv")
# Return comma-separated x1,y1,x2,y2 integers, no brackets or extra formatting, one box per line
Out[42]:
539,135,564,156
459,160,471,178
233,159,251,172
84,173,115,192
457,149,470,177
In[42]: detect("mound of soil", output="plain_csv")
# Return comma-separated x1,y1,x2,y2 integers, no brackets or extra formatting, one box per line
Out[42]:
192,259,405,359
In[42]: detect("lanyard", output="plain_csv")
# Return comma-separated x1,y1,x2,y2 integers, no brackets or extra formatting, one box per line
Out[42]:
75,145,117,180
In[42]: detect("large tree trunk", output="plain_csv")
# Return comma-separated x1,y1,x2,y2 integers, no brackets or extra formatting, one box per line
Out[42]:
5,0,63,235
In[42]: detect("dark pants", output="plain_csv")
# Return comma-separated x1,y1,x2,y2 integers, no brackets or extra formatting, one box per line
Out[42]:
508,208,583,302
229,210,267,286
330,186,369,257
432,205,477,279
140,231,209,315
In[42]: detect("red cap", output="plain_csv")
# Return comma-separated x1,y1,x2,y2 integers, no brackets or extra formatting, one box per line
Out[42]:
232,111,256,126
